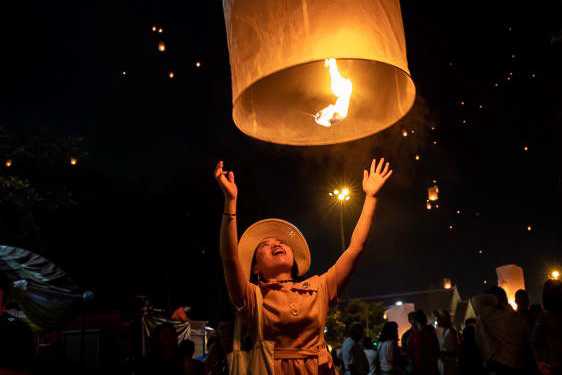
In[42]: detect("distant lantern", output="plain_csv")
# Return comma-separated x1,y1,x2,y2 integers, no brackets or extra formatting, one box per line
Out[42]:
550,270,560,280
70,157,78,166
496,264,525,309
222,0,416,145
402,130,408,137
443,278,452,289
195,61,201,68
152,26,157,32
158,28,163,34
168,71,175,79
385,303,415,342
523,145,528,151
426,201,432,210
527,225,532,232
158,41,166,52
415,155,420,161
428,185,439,202
4,159,12,168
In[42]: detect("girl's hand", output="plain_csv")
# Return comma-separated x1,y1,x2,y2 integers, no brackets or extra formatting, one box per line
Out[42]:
362,158,393,197
214,161,238,200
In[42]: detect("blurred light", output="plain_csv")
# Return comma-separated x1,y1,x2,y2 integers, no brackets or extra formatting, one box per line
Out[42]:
195,61,201,68
449,225,453,230
342,188,349,196
527,225,532,232
158,28,163,33
511,53,516,59
168,71,175,79
431,126,436,131
345,196,350,201
411,129,415,134
158,41,166,52
483,280,488,284
435,204,439,208
478,250,483,255
121,71,127,77
426,201,432,210
333,189,340,195
459,100,465,106
152,26,157,32
395,301,403,306
415,154,420,161
494,82,499,88
443,278,452,289
402,130,408,137
509,300,518,310
550,270,560,280
456,210,461,214
461,119,467,125
530,73,536,79
433,140,437,145
70,157,78,166
329,192,333,196
479,104,484,110
4,159,12,168
523,145,528,151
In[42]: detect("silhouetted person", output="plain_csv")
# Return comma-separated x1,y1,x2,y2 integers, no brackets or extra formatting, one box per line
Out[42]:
408,310,439,375
362,337,376,375
341,322,369,375
401,312,416,374
459,318,484,375
472,286,530,375
532,279,562,375
436,311,459,375
377,321,401,374
515,289,532,329
178,339,204,375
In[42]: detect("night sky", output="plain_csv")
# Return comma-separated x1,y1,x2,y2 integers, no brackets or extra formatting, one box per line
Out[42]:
1,1,561,321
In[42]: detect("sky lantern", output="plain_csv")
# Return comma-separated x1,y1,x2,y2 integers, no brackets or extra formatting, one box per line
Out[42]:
70,157,78,166
4,159,12,168
158,41,166,52
496,264,525,309
443,278,452,289
222,0,415,145
428,184,439,201
385,303,415,345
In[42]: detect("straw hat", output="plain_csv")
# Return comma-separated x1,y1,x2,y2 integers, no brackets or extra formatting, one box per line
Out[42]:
238,218,311,281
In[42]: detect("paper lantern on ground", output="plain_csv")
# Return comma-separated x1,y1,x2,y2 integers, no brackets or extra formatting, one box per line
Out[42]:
496,264,525,309
385,303,415,344
222,0,416,145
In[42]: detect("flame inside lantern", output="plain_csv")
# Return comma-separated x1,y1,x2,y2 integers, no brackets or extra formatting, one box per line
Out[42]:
314,58,352,128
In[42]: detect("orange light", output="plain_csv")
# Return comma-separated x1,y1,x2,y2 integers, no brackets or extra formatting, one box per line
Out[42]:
415,154,420,161
4,159,12,168
428,185,439,202
168,71,175,79
70,157,78,166
152,26,157,32
550,270,560,280
402,130,408,137
443,278,452,289
527,225,532,232
314,58,352,128
523,145,528,151
158,41,166,52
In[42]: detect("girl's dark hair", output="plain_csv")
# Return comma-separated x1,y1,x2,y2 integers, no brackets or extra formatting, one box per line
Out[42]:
379,321,399,342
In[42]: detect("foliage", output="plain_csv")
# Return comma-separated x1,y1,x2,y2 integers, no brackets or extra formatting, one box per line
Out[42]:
325,299,387,347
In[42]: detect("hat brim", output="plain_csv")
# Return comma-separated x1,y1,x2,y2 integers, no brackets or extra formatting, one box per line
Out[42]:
238,218,311,281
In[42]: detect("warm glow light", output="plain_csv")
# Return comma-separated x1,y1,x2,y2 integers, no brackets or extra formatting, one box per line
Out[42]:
168,71,175,79
509,300,518,310
158,28,163,33
443,278,452,289
332,187,350,202
314,58,352,128
428,185,439,202
158,41,166,52
4,159,12,168
395,301,403,306
523,145,528,151
333,189,340,195
402,130,408,137
152,26,157,32
70,157,78,166
195,61,201,68
426,201,432,210
415,155,420,160
527,225,532,232
550,270,560,280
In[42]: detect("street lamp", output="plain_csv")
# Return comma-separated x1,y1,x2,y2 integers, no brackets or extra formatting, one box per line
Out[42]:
329,187,351,251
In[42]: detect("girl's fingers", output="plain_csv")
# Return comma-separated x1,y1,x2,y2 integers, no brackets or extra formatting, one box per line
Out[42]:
363,169,368,181
370,159,376,175
381,162,390,176
383,170,393,180
376,158,384,174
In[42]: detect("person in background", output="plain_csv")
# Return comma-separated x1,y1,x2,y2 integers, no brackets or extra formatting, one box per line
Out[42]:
377,321,401,374
531,279,562,375
436,311,459,375
408,310,439,375
471,286,530,375
362,337,377,375
341,322,370,375
459,318,484,375
178,339,204,375
401,312,416,375
515,289,532,329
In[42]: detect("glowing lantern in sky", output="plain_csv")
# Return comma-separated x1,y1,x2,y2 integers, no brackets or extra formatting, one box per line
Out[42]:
496,264,525,309
158,41,166,52
385,303,415,345
550,270,560,280
443,278,452,289
4,159,12,168
222,0,415,145
70,157,78,166
428,185,439,201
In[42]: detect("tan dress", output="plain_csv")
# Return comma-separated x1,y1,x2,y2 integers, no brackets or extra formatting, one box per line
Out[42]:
241,266,339,375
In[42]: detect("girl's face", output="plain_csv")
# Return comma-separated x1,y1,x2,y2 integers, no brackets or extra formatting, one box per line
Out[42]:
252,237,295,280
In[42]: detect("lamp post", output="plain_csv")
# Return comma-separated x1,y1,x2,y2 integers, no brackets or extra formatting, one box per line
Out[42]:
329,188,351,251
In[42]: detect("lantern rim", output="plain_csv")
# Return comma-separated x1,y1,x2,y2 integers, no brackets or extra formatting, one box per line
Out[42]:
231,58,416,146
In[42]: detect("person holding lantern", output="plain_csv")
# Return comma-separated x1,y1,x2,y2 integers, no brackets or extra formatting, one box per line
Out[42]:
214,158,393,375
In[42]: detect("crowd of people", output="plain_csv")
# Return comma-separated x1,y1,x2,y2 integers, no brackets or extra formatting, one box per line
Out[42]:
331,280,562,375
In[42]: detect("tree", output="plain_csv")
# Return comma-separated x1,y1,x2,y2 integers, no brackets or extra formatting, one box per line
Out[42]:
325,299,386,347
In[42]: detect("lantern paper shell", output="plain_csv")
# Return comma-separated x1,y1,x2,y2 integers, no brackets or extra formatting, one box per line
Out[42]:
496,264,525,307
222,0,416,145
385,303,415,343
428,185,439,201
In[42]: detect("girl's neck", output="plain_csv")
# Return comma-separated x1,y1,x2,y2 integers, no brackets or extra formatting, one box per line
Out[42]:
263,271,293,282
